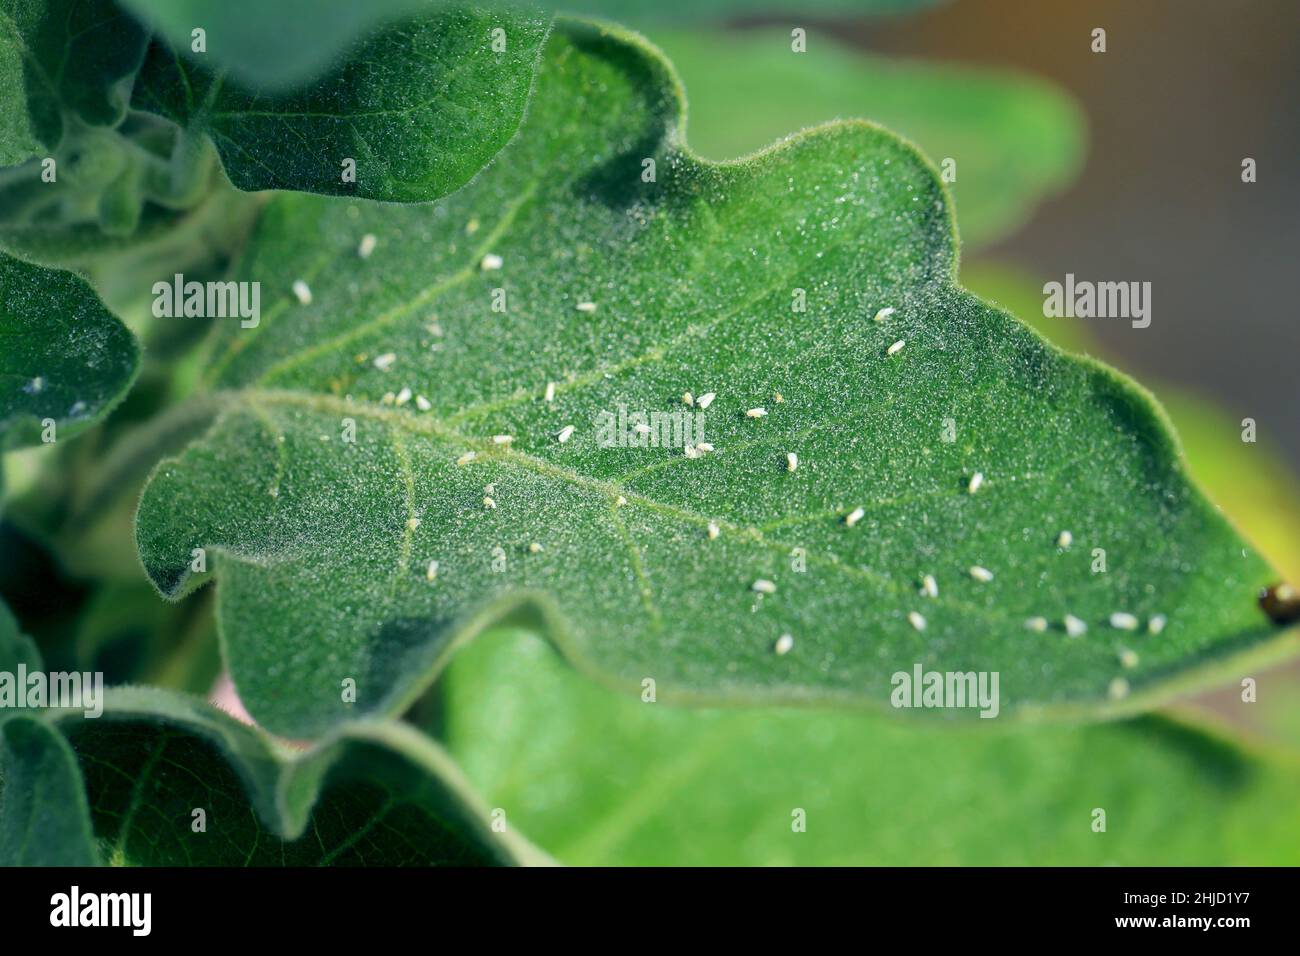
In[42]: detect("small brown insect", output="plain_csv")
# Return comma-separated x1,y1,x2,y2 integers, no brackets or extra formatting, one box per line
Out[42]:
1259,583,1300,625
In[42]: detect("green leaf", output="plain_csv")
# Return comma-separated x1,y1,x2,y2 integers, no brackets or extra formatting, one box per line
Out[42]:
1,252,139,450
131,5,552,202
0,0,148,157
135,20,1286,740
0,715,100,866
653,28,1085,249
7,687,542,865
439,628,1300,865
0,12,40,164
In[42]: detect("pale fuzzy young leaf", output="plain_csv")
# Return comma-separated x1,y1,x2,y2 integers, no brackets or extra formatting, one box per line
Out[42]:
441,630,1300,865
0,253,139,450
0,0,148,156
136,20,1287,739
19,687,542,866
130,5,552,202
654,28,1085,249
0,716,100,866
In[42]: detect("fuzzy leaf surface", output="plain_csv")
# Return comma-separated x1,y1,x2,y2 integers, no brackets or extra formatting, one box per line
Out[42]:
136,21,1286,738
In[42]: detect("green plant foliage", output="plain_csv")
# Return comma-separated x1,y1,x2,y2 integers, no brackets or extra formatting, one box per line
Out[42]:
0,687,542,865
119,0,941,91
439,628,1300,865
0,715,99,866
654,28,1084,249
0,595,40,672
0,0,149,160
131,21,1284,741
131,5,552,201
0,252,139,450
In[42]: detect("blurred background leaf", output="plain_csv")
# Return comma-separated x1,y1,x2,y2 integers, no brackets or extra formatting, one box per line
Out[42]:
439,629,1300,865
653,27,1084,250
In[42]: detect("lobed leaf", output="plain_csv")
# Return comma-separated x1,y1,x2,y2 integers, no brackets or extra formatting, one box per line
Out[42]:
0,686,541,865
135,20,1288,739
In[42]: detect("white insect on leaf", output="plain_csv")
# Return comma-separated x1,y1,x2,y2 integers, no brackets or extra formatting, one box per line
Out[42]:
1064,614,1087,637
544,381,556,402
969,565,994,583
786,452,798,472
357,233,377,259
696,392,716,410
707,522,720,540
492,434,513,445
1147,614,1167,635
845,507,865,527
886,339,906,356
415,394,432,411
480,253,504,271
752,579,777,594
557,425,575,443
1025,616,1048,632
774,633,795,656
872,306,895,323
746,407,767,418
1057,530,1073,549
908,611,927,631
373,352,397,372
291,279,313,305
456,451,477,466
575,301,597,313
920,574,938,598
425,560,439,582
1109,612,1139,631
967,472,984,495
